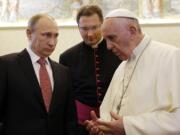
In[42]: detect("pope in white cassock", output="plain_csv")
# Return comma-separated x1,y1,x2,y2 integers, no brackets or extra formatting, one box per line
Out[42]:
85,8,180,135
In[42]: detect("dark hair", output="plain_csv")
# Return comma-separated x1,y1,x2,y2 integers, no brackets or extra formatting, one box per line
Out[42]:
76,5,103,24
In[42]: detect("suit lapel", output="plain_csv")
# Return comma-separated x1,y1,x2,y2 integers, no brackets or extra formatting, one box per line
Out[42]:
17,49,46,112
48,59,66,113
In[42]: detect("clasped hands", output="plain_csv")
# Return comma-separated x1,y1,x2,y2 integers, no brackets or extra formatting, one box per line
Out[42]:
84,111,125,135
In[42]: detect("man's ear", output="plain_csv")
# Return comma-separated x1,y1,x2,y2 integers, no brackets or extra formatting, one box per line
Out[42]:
128,25,137,40
26,28,32,40
129,25,137,35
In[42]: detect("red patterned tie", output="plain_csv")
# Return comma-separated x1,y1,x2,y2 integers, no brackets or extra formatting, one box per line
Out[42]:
38,58,52,112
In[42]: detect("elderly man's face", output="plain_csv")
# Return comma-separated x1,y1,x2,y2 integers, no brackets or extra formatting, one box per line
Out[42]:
102,18,134,60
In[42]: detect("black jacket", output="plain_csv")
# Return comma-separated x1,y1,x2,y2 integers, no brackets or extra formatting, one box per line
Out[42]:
0,49,77,135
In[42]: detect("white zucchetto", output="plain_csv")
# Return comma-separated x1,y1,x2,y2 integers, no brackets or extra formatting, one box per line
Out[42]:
105,8,137,19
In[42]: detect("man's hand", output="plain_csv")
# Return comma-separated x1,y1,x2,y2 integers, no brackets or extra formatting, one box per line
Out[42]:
84,111,125,135
84,111,104,135
95,111,125,135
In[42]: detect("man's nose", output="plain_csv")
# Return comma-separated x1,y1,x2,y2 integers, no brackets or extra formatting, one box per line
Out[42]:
107,43,113,50
87,29,95,36
49,38,56,46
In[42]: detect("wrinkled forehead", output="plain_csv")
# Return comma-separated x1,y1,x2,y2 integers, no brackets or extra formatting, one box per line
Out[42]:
101,17,128,37
34,17,58,31
101,19,114,36
102,18,118,31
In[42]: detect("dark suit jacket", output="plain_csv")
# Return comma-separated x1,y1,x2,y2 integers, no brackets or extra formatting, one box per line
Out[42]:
0,49,77,135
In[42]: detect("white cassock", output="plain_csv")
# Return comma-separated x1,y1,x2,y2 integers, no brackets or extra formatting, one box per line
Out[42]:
100,35,180,135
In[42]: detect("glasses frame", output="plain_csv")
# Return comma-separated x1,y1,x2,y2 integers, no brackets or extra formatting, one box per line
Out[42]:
78,24,102,32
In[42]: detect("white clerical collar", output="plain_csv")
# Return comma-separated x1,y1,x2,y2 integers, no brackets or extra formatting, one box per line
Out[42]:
91,37,103,48
26,45,49,65
130,35,151,60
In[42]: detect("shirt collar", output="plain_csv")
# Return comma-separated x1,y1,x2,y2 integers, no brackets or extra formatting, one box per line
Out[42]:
26,45,49,65
130,35,151,60
91,37,103,48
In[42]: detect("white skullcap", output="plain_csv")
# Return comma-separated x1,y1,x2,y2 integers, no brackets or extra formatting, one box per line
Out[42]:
105,8,137,19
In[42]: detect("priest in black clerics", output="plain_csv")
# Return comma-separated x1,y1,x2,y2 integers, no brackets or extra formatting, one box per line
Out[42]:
59,5,122,135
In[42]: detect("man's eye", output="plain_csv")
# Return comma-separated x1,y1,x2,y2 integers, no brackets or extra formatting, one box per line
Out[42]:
42,33,51,38
80,27,88,31
55,33,59,38
108,36,115,41
92,25,99,30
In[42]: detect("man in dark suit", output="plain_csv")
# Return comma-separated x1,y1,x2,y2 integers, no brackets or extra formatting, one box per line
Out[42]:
0,14,77,135
59,5,121,135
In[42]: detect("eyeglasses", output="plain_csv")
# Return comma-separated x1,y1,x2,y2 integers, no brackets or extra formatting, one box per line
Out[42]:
79,24,101,32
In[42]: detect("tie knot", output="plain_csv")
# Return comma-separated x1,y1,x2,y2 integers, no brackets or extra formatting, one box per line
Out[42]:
38,58,46,66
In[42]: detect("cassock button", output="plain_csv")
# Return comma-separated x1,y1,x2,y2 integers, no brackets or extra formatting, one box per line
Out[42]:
97,87,102,90
96,61,100,64
96,67,100,71
98,100,102,105
97,80,101,83
96,74,100,77
98,92,102,96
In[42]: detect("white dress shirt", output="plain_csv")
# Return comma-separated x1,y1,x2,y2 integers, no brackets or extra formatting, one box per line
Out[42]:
26,46,54,90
